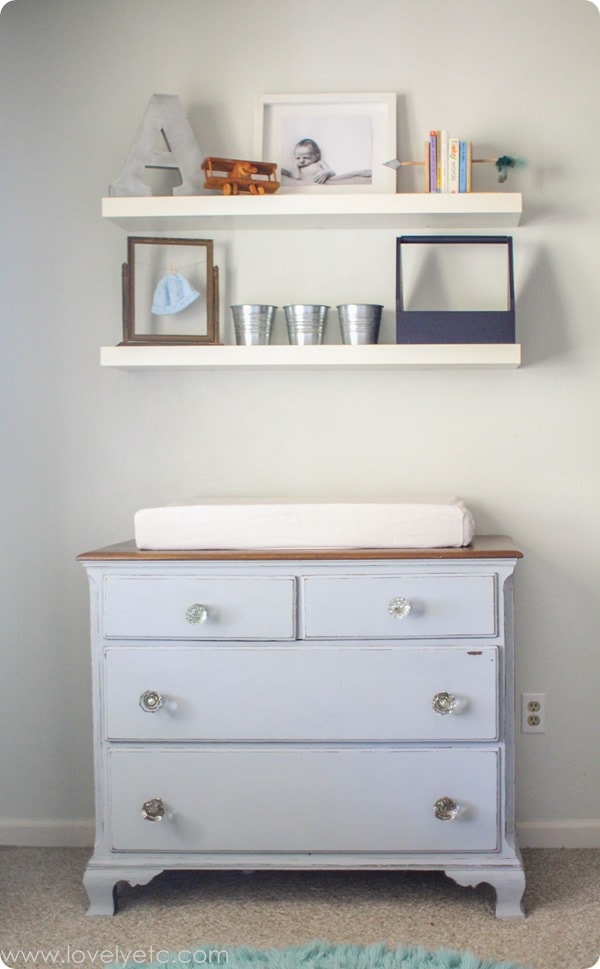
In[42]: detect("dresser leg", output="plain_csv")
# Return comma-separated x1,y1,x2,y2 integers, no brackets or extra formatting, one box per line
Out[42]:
83,869,117,916
491,869,527,919
445,866,526,919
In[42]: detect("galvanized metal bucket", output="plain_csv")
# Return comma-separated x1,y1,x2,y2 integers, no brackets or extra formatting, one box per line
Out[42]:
337,304,383,345
284,304,329,345
231,305,277,345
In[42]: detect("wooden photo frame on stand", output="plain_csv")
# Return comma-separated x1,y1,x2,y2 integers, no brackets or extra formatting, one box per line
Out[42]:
121,237,220,345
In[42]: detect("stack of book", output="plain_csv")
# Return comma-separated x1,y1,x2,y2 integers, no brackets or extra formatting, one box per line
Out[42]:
426,131,472,193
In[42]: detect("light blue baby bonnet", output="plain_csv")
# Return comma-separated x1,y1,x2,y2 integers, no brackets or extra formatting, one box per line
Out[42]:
152,271,200,315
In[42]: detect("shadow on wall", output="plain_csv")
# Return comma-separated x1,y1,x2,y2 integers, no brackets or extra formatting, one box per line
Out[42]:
516,245,568,365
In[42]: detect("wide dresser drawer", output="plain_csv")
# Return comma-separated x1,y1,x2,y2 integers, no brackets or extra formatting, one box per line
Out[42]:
105,645,498,741
109,747,499,853
102,575,296,640
302,573,497,639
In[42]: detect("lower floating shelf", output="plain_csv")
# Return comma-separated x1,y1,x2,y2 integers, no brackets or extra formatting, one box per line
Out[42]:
100,344,521,371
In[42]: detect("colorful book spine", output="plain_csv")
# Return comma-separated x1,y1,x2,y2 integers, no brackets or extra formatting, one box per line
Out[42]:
459,140,467,192
439,130,449,193
448,137,460,193
466,140,472,192
429,131,437,192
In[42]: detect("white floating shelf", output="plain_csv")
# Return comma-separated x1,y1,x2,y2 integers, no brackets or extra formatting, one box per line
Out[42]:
102,192,522,231
100,344,521,371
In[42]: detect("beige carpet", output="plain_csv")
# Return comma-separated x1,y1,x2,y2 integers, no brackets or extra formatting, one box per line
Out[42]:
0,848,599,968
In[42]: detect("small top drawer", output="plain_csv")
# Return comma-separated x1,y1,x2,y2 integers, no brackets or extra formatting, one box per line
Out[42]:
102,574,296,640
302,572,496,639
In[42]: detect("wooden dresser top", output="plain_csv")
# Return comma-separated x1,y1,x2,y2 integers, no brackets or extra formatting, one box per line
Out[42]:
78,535,522,562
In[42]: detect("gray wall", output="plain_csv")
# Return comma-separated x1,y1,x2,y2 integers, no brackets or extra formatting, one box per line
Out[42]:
0,0,599,847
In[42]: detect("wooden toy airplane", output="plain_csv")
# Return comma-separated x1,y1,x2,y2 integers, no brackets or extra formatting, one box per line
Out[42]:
202,157,280,195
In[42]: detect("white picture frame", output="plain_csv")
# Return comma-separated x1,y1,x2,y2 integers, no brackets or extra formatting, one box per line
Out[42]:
255,93,397,194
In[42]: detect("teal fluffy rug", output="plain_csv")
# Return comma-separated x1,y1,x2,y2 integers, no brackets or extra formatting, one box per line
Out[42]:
107,941,531,969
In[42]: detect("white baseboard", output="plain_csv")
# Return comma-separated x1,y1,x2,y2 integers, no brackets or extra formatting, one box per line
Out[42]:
518,819,600,848
1,818,599,850
0,819,94,847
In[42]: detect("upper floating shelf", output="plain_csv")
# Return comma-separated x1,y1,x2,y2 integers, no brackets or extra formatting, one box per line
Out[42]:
102,192,522,231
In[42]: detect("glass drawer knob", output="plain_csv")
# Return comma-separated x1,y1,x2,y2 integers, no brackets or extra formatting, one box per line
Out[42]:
434,796,461,821
432,691,457,715
141,797,165,822
388,596,411,619
139,690,164,713
185,603,208,625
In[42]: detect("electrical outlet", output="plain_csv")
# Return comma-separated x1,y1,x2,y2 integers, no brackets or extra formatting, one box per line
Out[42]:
521,693,546,733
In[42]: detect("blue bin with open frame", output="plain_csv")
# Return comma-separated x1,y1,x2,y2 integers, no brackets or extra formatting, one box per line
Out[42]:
396,235,516,344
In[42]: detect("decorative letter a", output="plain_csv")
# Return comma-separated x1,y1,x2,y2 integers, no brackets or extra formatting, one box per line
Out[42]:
109,94,204,197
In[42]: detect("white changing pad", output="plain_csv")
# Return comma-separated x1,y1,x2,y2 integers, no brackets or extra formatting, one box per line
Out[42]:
134,497,475,550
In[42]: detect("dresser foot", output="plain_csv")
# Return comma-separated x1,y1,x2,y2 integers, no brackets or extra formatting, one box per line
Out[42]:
445,866,526,919
83,869,117,916
84,866,163,916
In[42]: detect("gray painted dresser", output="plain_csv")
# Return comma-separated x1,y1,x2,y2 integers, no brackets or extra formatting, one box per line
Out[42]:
78,537,525,918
